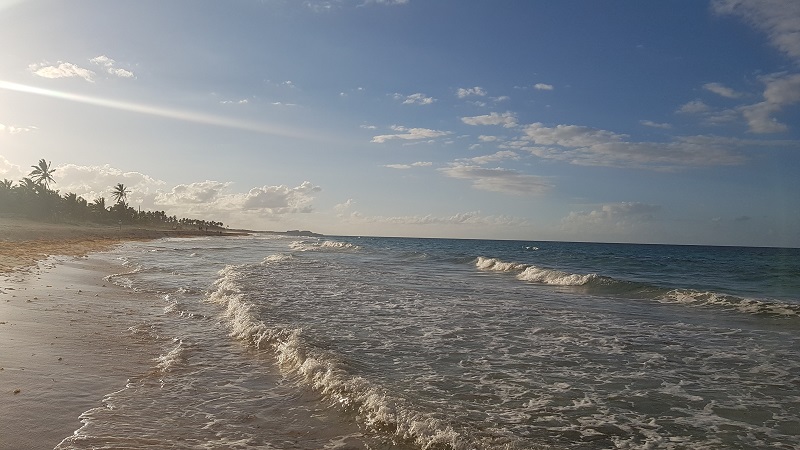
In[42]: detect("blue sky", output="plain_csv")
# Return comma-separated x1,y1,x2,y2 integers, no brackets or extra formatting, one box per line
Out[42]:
1,0,799,247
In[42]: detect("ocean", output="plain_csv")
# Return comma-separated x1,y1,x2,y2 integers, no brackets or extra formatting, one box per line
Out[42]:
55,235,800,449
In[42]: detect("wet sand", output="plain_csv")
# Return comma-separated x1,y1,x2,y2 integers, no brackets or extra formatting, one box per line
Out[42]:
0,217,246,449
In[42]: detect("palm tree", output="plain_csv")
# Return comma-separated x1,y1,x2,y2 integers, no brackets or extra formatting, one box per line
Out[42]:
18,177,38,194
111,183,130,205
91,197,107,212
29,159,56,190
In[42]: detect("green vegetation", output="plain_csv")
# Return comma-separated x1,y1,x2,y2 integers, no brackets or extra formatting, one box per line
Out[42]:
0,159,225,231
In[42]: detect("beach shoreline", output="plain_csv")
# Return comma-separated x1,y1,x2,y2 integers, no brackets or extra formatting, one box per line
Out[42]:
0,216,249,273
0,217,247,449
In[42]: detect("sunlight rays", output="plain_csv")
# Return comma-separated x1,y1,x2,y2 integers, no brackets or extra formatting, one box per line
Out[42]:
0,80,311,140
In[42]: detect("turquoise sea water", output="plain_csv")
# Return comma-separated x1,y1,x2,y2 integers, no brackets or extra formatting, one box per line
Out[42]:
57,235,800,449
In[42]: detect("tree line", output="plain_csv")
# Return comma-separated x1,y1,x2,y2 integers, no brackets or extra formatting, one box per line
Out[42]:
0,159,225,231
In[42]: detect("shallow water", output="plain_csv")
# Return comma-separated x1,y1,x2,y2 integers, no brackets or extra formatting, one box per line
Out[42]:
57,235,800,449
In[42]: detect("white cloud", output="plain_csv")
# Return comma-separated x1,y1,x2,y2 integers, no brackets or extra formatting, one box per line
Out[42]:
534,83,554,91
461,111,518,128
639,120,673,129
703,82,742,98
238,181,320,213
460,151,519,165
339,207,526,227
0,155,25,181
561,202,662,234
89,55,112,66
29,61,95,82
333,199,357,218
29,56,135,82
395,92,436,105
740,72,800,133
35,162,321,218
712,0,800,63
384,161,432,169
709,2,800,134
55,164,166,204
677,100,711,114
0,123,35,134
512,123,752,170
310,0,408,8
478,135,499,142
456,86,487,98
109,68,135,78
221,99,250,104
155,181,231,205
521,123,626,147
371,125,451,143
153,180,321,218
439,164,551,195
90,55,135,78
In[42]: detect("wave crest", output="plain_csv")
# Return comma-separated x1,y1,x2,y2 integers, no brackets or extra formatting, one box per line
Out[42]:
289,240,361,252
660,289,800,317
474,256,799,318
206,264,474,450
476,256,598,286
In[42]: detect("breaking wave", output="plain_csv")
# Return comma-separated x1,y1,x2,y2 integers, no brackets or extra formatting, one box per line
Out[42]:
475,256,800,318
289,240,361,252
206,264,479,450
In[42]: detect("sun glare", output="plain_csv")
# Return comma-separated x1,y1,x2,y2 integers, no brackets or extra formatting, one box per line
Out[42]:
0,80,311,139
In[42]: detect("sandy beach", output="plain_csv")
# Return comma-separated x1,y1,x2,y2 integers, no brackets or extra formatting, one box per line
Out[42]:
0,217,246,273
0,217,246,449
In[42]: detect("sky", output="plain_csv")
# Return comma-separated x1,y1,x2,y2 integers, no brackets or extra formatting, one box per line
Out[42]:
1,0,799,247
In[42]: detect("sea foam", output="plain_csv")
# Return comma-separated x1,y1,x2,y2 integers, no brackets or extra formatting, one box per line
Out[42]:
476,256,599,286
206,264,476,450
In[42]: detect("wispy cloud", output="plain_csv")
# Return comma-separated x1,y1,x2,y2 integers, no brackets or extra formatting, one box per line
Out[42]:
394,92,436,105
306,0,408,12
508,123,753,170
676,99,711,114
461,111,518,128
459,151,519,165
639,120,673,129
371,125,451,143
740,72,800,133
439,164,551,195
384,161,433,169
0,123,35,134
710,1,800,134
534,83,554,91
712,0,800,64
561,202,662,235
337,206,526,227
703,82,742,98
